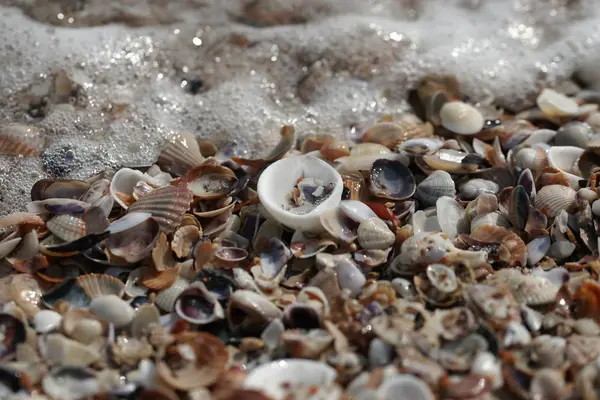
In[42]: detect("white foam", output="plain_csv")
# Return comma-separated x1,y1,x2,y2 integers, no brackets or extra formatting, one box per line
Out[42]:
1,0,599,214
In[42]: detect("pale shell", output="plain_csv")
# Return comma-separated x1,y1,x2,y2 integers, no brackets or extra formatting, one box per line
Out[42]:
435,196,468,239
487,269,558,306
349,142,392,157
154,278,190,312
44,333,101,367
357,218,395,250
110,168,161,210
0,123,46,156
46,213,86,242
536,88,580,117
130,303,161,338
416,170,456,207
171,225,200,258
339,200,377,223
470,211,510,232
76,273,126,299
439,101,485,135
32,310,62,333
533,185,577,217
89,294,135,328
157,131,205,176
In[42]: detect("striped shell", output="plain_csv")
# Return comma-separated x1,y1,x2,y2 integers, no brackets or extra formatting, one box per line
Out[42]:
128,181,193,233
154,278,190,312
76,274,125,299
416,170,456,207
470,211,510,232
46,214,86,242
0,123,46,156
533,185,577,218
157,132,205,176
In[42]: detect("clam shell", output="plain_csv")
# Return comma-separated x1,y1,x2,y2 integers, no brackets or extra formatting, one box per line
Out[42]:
110,168,161,210
440,101,485,135
0,313,26,361
31,179,90,201
416,170,456,207
89,294,135,328
130,303,161,338
290,230,337,259
227,290,283,334
171,225,200,258
44,333,101,367
76,273,126,299
11,229,39,260
470,211,510,232
555,122,594,148
184,164,238,200
377,374,435,400
349,143,391,157
0,234,21,259
357,218,395,250
0,123,45,156
459,179,499,200
81,178,110,204
470,225,527,267
436,196,468,239
157,131,205,176
370,159,416,201
32,310,62,333
533,185,577,217
320,207,358,244
47,213,86,242
339,200,378,223
174,282,225,325
547,146,584,178
128,181,194,233
42,366,100,400
155,278,190,312
397,138,444,156
106,217,160,263
537,88,580,117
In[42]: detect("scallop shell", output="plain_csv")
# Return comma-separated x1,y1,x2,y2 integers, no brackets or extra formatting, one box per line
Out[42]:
439,101,485,135
533,185,577,217
127,181,194,233
88,294,135,328
155,278,190,312
46,213,86,242
76,273,126,299
357,218,395,250
157,131,205,176
0,123,46,156
416,170,456,207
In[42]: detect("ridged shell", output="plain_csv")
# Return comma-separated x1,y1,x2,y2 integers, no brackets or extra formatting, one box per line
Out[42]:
46,214,86,242
157,132,205,176
470,212,510,232
357,218,395,250
0,123,45,156
487,269,558,306
416,170,456,207
76,273,125,299
533,185,577,217
128,181,193,233
155,278,190,312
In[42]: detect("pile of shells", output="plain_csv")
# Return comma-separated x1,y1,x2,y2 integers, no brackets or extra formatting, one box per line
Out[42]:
4,76,600,399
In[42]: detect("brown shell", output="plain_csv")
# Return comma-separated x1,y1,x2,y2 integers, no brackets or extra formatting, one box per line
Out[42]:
157,132,205,176
142,266,180,290
152,232,177,271
76,273,126,299
470,225,527,267
0,123,45,156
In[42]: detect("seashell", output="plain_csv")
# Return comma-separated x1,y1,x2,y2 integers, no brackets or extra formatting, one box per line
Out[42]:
171,225,200,258
290,230,337,259
506,185,530,231
10,229,39,261
174,282,225,325
426,263,458,294
520,128,557,146
0,233,21,259
339,200,378,224
111,335,154,367
254,219,284,248
232,125,296,168
533,185,577,217
63,312,103,345
354,248,391,267
244,359,339,400
128,181,193,233
228,290,283,334
283,303,322,330
0,123,45,156
511,146,547,173
349,142,391,157
156,332,228,390
44,333,101,367
2,273,43,318
334,153,410,175
416,170,456,207
470,212,510,232
281,329,333,359
459,179,499,200
31,179,90,201
184,164,238,200
357,218,395,250
155,278,190,312
42,366,101,400
470,225,527,267
89,294,135,328
470,351,502,390
41,278,91,309
0,213,42,233
436,196,468,239
377,374,435,400
76,273,125,299
316,253,366,297
320,142,350,161
555,122,594,148
0,313,26,361
320,207,358,244
301,135,335,154
157,131,205,176
537,88,580,117
258,155,343,233
214,246,249,267
369,159,416,201
32,310,62,333
130,303,161,338
547,146,584,181
397,138,444,156
341,172,369,201
27,198,91,216
106,217,160,263
110,168,162,209
527,236,551,266
487,269,558,306
439,101,485,135
422,149,482,175
47,213,86,242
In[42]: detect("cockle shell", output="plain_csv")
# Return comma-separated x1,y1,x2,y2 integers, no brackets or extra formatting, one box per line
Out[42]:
416,170,456,207
88,294,134,328
439,101,485,135
128,181,193,233
533,185,577,217
357,218,395,250
171,225,200,258
155,278,190,312
157,131,205,176
47,213,86,242
76,273,126,299
0,123,45,156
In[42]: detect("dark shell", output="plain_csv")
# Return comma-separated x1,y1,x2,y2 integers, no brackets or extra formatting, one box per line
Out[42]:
194,269,237,301
0,314,26,361
369,159,416,201
41,278,91,309
31,179,90,201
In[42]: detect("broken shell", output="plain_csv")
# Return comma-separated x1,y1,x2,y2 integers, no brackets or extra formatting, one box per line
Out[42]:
281,329,333,359
106,217,160,264
470,211,510,232
470,225,527,267
110,168,161,209
547,146,584,183
232,125,296,168
440,101,485,135
0,123,45,156
362,120,433,148
171,225,200,258
257,155,343,232
416,170,456,207
44,333,101,367
357,218,395,250
185,164,238,200
244,359,339,400
156,332,228,390
533,185,578,217
89,294,135,328
537,88,580,117
130,303,161,339
487,269,558,306
335,153,410,175
422,149,480,174
0,234,21,259
32,310,62,333
369,159,416,201
76,273,126,299
157,132,205,176
174,282,225,325
228,290,283,334
290,230,337,258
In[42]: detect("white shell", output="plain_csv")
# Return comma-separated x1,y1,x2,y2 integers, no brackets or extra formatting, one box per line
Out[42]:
357,218,395,250
33,310,63,333
44,334,101,367
536,88,580,117
244,359,339,400
435,196,468,239
110,168,161,210
533,185,577,217
547,146,584,179
471,351,503,389
349,143,391,156
257,155,343,233
439,101,485,135
154,278,190,312
339,200,377,223
47,213,86,242
0,234,21,259
89,294,135,328
377,374,435,400
334,153,410,175
107,212,152,234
